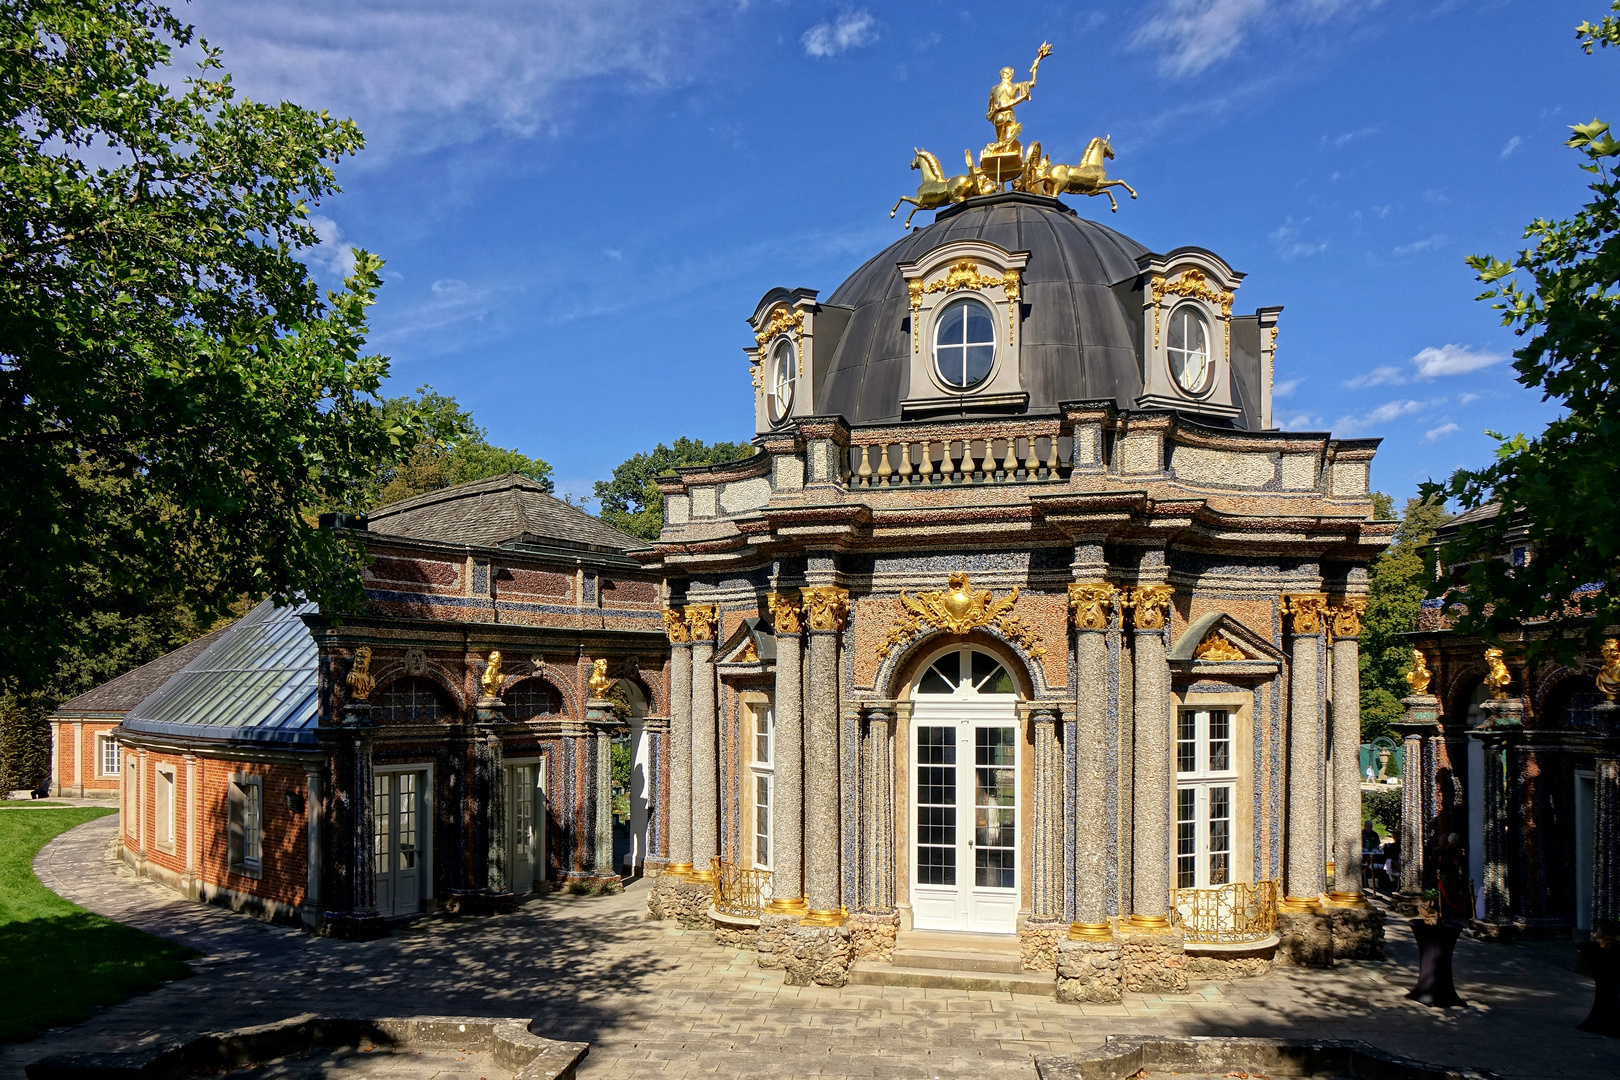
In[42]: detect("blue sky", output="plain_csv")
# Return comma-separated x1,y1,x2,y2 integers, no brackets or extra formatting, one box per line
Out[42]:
185,0,1614,509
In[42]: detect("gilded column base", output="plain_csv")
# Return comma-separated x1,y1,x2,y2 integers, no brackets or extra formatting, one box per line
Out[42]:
665,862,695,879
1124,913,1172,932
1324,890,1371,909
1068,920,1114,942
765,896,809,915
688,868,716,884
1279,894,1324,914
801,907,848,927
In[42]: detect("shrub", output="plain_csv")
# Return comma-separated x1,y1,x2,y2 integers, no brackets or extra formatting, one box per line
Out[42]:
1363,787,1401,837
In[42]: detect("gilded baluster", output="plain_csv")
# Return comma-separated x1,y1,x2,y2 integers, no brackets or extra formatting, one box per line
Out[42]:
877,442,893,483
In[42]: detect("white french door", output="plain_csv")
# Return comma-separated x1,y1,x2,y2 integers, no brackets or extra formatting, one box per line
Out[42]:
910,647,1020,934
508,763,545,894
374,771,422,917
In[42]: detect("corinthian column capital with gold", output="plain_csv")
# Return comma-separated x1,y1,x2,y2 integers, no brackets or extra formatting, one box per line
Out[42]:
1328,597,1367,640
1067,582,1118,632
801,586,850,634
685,604,719,643
767,591,804,635
1283,593,1329,636
1126,584,1172,631
664,606,691,644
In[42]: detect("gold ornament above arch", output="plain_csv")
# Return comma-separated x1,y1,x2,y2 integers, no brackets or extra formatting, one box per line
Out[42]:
877,572,1044,662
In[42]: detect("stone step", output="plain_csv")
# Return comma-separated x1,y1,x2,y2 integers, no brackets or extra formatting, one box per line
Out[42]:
847,961,1054,996
888,947,1023,974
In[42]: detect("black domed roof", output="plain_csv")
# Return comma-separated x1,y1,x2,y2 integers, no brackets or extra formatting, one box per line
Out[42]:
818,192,1151,424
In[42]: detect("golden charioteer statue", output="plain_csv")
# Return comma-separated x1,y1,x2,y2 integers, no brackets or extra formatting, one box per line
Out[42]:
890,42,1138,228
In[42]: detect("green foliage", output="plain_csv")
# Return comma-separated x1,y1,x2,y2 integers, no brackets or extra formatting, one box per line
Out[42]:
0,693,48,795
1,1,414,695
1421,11,1620,663
1578,1,1620,52
1359,497,1451,742
1370,490,1396,521
594,437,754,541
358,386,553,510
0,808,199,1040
1362,787,1402,838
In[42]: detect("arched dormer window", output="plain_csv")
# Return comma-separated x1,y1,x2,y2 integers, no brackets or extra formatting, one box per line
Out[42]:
769,338,796,422
915,647,1016,696
933,297,996,390
375,677,452,723
1166,305,1211,394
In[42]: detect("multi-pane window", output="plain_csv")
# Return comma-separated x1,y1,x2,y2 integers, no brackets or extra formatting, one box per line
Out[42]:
750,705,774,869
98,734,120,776
916,725,957,886
155,767,175,848
228,775,263,872
506,679,560,721
1167,306,1211,393
974,727,1016,888
933,297,996,389
375,677,450,723
1175,708,1236,889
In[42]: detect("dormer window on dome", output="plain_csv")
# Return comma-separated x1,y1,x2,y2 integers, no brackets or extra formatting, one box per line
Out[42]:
769,338,796,422
933,297,996,389
1166,305,1211,394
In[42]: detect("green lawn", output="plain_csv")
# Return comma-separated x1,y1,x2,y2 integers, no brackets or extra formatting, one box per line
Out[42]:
0,808,198,1044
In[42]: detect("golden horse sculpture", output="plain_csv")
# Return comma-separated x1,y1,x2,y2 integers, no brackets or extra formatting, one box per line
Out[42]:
1020,136,1138,212
891,148,975,228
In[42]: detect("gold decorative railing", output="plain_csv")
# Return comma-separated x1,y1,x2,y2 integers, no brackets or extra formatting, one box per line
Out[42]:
710,858,773,920
846,423,1070,488
1173,879,1278,945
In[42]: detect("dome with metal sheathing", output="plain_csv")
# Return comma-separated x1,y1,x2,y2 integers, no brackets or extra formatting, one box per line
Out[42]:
817,192,1150,425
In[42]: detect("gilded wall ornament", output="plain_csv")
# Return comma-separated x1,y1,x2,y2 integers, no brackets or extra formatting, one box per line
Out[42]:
663,607,691,644
767,592,804,635
878,572,1045,661
1484,647,1511,701
1126,585,1173,631
1194,632,1245,662
588,658,613,699
345,646,375,702
685,604,719,642
801,587,850,634
908,260,1022,351
1329,598,1367,639
1282,594,1328,636
1597,638,1620,701
1407,650,1434,696
1067,582,1118,630
1150,268,1235,348
753,306,804,348
736,638,760,663
480,650,503,697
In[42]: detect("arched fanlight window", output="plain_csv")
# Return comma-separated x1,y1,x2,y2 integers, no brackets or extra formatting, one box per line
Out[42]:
1166,305,1211,393
933,297,996,390
915,647,1016,696
769,338,796,422
375,677,452,723
506,678,561,721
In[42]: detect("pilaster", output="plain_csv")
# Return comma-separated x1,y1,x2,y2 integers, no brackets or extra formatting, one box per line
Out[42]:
1326,601,1368,909
666,606,694,879
1126,583,1172,928
801,585,848,927
766,594,806,914
1068,581,1116,941
688,604,719,883
1471,695,1524,929
1282,593,1327,914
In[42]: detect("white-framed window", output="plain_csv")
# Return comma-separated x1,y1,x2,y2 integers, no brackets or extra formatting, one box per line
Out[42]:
769,338,796,422
98,734,120,776
933,297,996,389
1175,707,1235,889
750,703,774,869
1166,305,1211,394
154,766,176,849
228,774,263,874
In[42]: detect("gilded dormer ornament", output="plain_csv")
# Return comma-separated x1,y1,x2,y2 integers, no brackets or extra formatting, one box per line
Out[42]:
663,606,691,644
1407,650,1433,696
1597,638,1620,701
345,646,375,702
889,44,1138,226
768,592,804,635
1067,582,1118,631
480,650,503,698
1194,632,1245,662
1484,647,1512,701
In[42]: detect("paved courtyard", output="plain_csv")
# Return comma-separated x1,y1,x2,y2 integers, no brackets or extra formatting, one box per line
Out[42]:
4,815,1618,1080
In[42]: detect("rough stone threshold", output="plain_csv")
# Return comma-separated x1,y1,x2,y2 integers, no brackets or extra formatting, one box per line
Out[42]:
848,928,1054,996
1034,1035,1501,1080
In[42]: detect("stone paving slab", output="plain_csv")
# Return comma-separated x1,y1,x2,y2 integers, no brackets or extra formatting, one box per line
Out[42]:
5,815,1620,1080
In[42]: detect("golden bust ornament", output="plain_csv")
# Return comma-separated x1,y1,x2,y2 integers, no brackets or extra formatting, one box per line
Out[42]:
588,658,613,699
1597,638,1620,702
345,646,375,702
480,650,503,698
1483,647,1511,701
1406,649,1433,696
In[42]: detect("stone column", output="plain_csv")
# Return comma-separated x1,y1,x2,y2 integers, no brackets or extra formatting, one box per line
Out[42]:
801,586,848,924
184,753,200,900
317,696,387,940
1394,689,1440,910
1327,601,1367,905
766,594,806,912
72,720,83,797
586,695,621,885
687,604,719,882
302,761,321,925
1058,582,1122,1002
1023,702,1067,972
1472,695,1524,926
665,608,694,877
474,692,513,905
1594,698,1620,924
848,703,899,964
1126,584,1173,929
1278,594,1332,967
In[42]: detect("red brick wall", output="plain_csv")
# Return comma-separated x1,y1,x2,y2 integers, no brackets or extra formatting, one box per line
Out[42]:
51,721,122,793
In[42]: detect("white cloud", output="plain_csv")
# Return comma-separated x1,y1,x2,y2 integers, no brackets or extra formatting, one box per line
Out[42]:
182,1,731,158
1412,343,1506,378
1271,218,1329,260
1424,422,1461,443
1280,412,1321,430
1332,398,1424,435
1134,0,1379,78
802,10,878,58
1322,126,1378,149
1458,392,1481,405
1343,365,1405,389
1392,234,1446,257
302,214,358,278
1273,377,1303,399
1501,135,1522,158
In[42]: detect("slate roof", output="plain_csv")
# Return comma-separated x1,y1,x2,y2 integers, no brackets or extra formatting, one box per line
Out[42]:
366,473,647,555
120,598,320,748
51,626,231,718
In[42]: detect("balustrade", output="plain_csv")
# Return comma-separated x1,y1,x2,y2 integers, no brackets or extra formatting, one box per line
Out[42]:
1173,879,1279,945
710,857,774,919
847,427,1071,487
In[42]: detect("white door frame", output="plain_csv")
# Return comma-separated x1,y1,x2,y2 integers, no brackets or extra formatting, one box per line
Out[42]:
373,763,433,916
506,756,545,894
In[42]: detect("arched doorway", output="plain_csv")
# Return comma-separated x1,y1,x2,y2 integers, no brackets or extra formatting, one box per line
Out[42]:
615,679,650,878
908,644,1020,934
1463,680,1490,920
